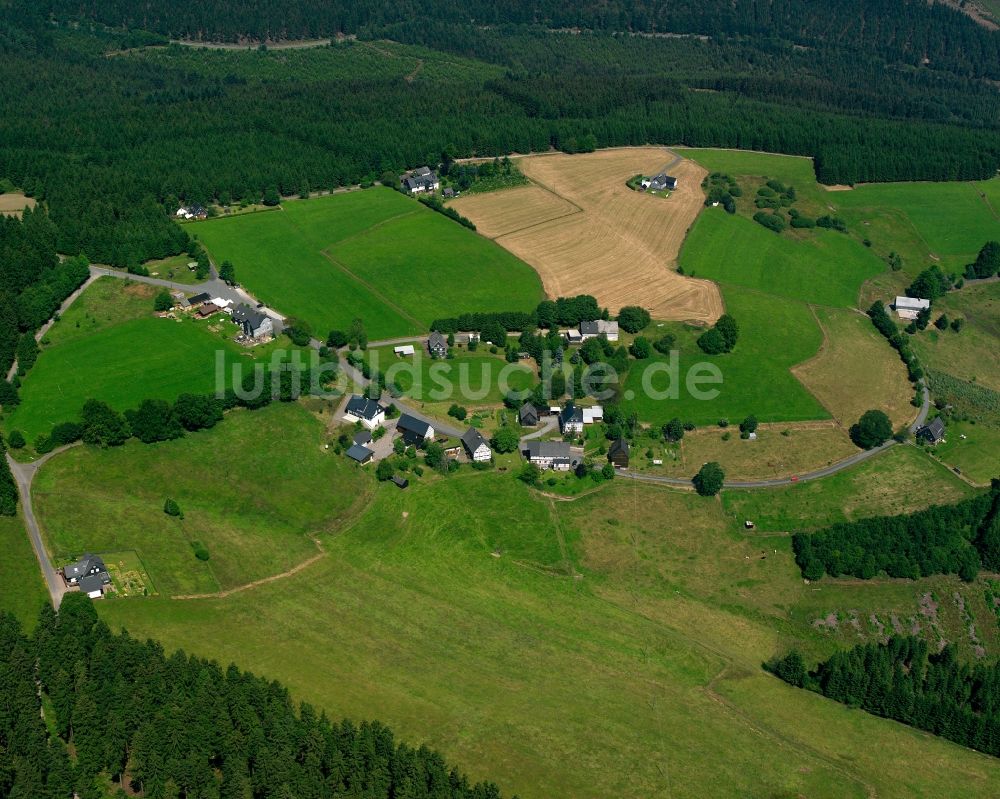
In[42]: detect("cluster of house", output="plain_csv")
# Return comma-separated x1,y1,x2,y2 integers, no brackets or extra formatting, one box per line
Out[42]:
62,554,111,599
175,205,208,220
187,294,274,340
564,319,619,344
400,166,440,194
640,174,678,192
894,296,931,321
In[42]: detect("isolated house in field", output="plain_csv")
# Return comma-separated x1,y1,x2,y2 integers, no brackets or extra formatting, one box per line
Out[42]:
344,395,385,429
648,174,677,191
559,403,585,434
231,303,274,340
894,296,931,321
519,402,540,427
394,344,415,357
916,417,947,445
397,413,434,445
608,438,630,468
401,166,440,194
579,320,619,341
526,440,572,470
346,443,374,464
427,331,448,358
63,554,111,599
461,427,492,462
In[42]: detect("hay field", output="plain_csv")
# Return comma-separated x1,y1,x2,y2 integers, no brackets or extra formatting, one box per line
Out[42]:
0,193,36,217
452,148,723,323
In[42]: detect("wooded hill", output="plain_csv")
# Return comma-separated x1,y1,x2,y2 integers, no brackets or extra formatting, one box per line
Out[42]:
0,595,510,799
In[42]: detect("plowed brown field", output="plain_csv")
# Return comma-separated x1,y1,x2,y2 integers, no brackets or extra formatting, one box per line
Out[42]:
451,148,723,323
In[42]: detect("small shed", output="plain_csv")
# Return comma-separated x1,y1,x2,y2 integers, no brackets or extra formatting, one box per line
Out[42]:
391,476,409,489
346,443,374,464
394,344,415,357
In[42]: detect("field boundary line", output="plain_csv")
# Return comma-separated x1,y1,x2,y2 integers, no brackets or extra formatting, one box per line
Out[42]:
319,248,425,330
974,182,1000,221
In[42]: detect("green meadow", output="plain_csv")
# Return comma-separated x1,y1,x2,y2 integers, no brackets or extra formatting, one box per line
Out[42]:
3,278,301,445
622,288,828,425
0,515,48,629
34,403,369,596
38,439,990,799
193,188,542,340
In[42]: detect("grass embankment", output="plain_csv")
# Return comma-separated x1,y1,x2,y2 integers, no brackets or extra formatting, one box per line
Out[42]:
0,515,49,628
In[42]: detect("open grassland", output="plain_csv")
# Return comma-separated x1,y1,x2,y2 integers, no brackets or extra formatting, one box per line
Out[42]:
453,148,723,323
370,344,534,409
933,418,1000,485
630,422,857,481
793,306,915,427
622,288,828,425
912,281,1000,392
0,515,48,629
34,403,369,596
3,278,297,444
0,192,36,217
722,445,974,531
194,188,541,339
93,465,1000,799
673,148,818,189
679,208,884,307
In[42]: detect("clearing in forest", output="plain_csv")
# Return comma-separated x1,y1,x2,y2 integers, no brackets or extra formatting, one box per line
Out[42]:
452,148,723,324
0,193,36,217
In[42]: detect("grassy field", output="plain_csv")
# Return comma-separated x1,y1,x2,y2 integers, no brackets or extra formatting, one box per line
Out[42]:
3,278,303,445
679,203,884,308
932,418,1000,485
793,306,915,427
0,515,48,629
622,288,829,425
33,403,369,596
89,462,1000,799
193,188,542,339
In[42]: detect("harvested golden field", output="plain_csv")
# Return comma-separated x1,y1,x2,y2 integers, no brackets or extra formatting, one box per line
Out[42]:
793,307,915,428
0,193,36,217
452,148,723,323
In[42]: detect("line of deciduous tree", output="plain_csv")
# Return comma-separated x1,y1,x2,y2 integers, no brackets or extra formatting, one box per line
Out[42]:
0,595,511,799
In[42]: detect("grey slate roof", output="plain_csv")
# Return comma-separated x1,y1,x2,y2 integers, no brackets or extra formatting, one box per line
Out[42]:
231,303,269,331
346,443,374,463
461,426,489,453
918,417,947,442
188,292,211,305
519,403,539,425
560,402,584,427
78,573,106,595
608,438,629,460
353,430,372,445
526,440,571,460
427,331,448,353
345,395,383,421
64,553,107,582
397,413,432,438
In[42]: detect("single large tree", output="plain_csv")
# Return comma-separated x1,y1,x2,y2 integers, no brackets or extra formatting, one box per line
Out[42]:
693,461,725,496
849,409,893,449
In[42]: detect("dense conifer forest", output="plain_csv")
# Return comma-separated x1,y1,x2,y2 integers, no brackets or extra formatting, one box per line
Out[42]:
768,637,1000,757
1,2,999,266
0,595,510,799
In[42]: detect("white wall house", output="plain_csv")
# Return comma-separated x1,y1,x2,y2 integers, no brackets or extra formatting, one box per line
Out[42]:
344,395,385,430
894,296,930,320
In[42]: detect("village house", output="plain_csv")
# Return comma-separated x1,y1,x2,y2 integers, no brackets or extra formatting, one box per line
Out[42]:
397,413,434,446
175,205,208,220
461,427,492,462
917,417,947,445
519,402,540,427
231,303,274,340
559,402,603,434
346,443,374,464
427,331,448,358
344,395,386,429
894,296,931,321
607,438,630,469
525,440,572,471
63,554,111,599
578,319,619,341
187,292,211,308
648,174,678,192
400,166,440,194
196,302,223,318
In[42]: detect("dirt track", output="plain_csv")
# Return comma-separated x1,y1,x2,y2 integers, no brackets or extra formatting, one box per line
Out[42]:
452,148,723,324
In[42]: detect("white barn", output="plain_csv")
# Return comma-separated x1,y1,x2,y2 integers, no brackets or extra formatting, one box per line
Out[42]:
894,296,930,320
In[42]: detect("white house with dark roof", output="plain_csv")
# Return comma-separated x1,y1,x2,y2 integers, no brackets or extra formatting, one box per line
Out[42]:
344,395,385,429
427,331,448,358
916,417,947,445
63,554,111,599
401,166,440,194
526,440,572,470
461,427,492,462
578,320,619,341
231,303,274,340
397,413,434,445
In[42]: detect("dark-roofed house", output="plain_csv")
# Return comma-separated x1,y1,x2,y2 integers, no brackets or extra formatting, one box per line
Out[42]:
442,187,455,199
343,394,385,430
526,440,571,471
461,427,492,462
917,417,947,445
579,319,619,341
608,438,630,469
63,554,111,598
188,292,211,307
346,443,374,464
649,174,678,191
397,413,434,445
559,402,585,434
197,302,222,318
401,166,440,194
231,303,274,340
352,430,372,445
519,402,540,427
427,331,448,358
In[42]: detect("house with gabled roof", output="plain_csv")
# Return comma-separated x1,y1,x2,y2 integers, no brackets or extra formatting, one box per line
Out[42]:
525,440,571,470
427,331,448,358
916,417,946,445
579,319,619,341
608,438,629,468
397,413,434,445
344,395,385,429
559,402,585,434
519,402,540,427
231,303,274,340
63,554,111,599
401,166,440,194
346,443,374,464
461,427,492,462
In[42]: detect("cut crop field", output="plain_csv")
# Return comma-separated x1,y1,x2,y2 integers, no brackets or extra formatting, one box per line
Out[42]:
622,288,829,425
452,148,724,324
88,458,1000,799
3,278,300,445
0,192,36,217
793,306,914,427
34,403,369,596
193,188,542,339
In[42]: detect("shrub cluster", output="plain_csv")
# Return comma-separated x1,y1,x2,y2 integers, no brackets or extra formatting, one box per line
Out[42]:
868,301,923,382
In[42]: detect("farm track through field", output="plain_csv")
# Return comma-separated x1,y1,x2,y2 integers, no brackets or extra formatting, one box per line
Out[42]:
320,249,424,330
